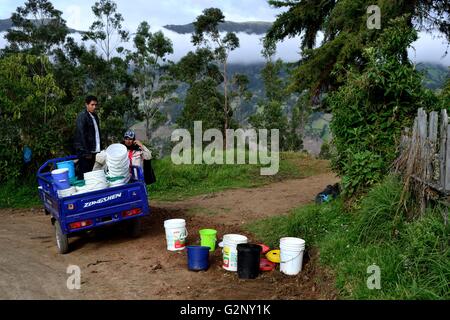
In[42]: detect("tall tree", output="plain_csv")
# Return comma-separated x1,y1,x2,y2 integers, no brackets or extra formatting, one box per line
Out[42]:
4,0,68,55
249,54,291,150
174,48,225,133
192,8,240,136
264,0,450,98
328,17,437,195
127,22,177,141
0,54,66,181
82,0,129,62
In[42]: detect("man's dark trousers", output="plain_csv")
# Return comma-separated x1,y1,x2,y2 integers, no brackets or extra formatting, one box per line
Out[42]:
76,154,96,180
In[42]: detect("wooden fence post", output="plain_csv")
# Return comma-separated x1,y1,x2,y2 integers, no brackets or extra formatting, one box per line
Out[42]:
439,110,448,190
428,111,438,182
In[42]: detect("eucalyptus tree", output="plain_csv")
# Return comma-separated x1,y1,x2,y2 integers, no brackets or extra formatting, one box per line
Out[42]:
192,8,240,135
82,0,129,62
127,21,177,141
4,0,68,56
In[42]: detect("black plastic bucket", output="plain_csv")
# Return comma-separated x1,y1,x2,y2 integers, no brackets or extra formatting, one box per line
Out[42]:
237,243,261,279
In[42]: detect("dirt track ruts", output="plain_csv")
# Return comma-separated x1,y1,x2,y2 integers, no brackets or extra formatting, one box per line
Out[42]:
0,173,339,300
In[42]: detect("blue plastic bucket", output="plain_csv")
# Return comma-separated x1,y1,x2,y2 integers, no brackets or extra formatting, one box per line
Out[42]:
187,246,210,271
57,161,75,180
51,168,70,190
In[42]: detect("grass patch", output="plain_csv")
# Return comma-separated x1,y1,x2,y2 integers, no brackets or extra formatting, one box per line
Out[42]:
0,178,41,208
0,151,331,208
149,151,331,201
246,175,450,300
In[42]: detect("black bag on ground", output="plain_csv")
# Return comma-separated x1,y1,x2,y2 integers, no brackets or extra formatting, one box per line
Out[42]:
315,183,340,204
143,159,156,185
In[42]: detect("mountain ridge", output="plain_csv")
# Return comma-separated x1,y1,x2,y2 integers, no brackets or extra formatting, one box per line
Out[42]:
0,18,82,34
163,21,272,35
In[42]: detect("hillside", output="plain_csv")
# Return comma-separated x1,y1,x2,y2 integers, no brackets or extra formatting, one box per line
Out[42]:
142,61,449,157
416,62,450,90
164,21,272,35
0,18,81,34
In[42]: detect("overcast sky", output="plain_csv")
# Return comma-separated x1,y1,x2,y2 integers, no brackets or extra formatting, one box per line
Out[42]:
1,0,449,65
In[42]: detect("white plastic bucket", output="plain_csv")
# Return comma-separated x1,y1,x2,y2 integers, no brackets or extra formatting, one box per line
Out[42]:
164,219,188,251
222,234,248,271
280,237,306,276
106,143,127,159
57,186,76,198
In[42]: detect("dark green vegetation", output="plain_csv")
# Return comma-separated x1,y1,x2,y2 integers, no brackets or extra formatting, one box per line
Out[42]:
417,63,450,90
265,0,450,196
246,176,450,299
163,21,272,35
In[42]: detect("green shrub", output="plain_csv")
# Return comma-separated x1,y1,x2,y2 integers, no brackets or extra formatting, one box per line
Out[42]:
340,151,385,196
328,17,437,196
319,141,331,160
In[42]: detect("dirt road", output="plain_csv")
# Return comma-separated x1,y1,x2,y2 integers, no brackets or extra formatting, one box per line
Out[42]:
0,173,339,300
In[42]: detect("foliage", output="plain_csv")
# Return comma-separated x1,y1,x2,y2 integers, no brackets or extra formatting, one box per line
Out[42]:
177,78,225,133
354,175,404,244
328,17,437,195
126,21,177,140
230,73,252,124
0,54,65,182
319,141,332,160
249,56,304,151
4,0,68,55
191,8,240,133
264,0,450,96
82,0,129,62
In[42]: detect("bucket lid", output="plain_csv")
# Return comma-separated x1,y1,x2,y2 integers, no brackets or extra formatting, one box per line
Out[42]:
280,237,306,247
266,250,281,263
223,234,248,244
258,243,271,254
106,144,127,158
52,168,69,175
164,219,186,227
260,258,276,271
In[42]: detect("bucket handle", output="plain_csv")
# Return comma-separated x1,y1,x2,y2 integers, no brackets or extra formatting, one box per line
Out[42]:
279,249,304,264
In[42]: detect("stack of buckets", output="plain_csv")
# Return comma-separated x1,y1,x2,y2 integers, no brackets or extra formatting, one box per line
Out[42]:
53,160,76,198
83,170,109,191
105,144,131,185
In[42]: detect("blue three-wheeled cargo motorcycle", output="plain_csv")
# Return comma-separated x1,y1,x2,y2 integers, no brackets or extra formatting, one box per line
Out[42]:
37,155,150,254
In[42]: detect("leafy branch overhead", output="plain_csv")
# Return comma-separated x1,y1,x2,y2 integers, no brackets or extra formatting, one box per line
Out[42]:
264,0,450,96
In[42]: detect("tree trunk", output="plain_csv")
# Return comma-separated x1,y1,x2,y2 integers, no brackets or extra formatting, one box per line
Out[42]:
146,117,151,142
223,60,228,148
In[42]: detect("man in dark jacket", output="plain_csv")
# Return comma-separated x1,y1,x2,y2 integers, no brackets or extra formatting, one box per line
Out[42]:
74,95,102,180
